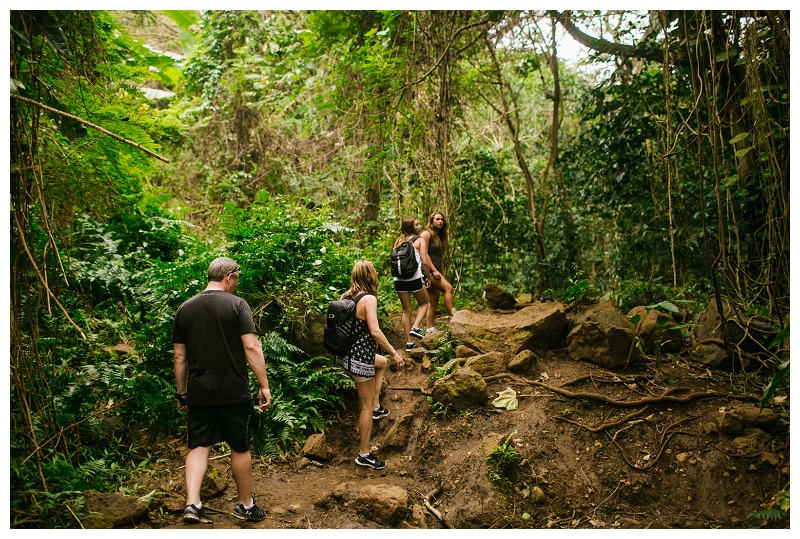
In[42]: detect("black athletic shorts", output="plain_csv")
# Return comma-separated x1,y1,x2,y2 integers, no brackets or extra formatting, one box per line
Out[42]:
393,277,425,293
187,400,254,453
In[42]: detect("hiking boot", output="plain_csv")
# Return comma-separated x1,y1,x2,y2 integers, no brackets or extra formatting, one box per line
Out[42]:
405,342,415,352
355,452,386,470
232,497,267,522
409,327,425,339
372,405,390,420
183,504,213,524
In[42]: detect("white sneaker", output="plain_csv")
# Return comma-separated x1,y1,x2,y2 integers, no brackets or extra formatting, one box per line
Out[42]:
426,327,437,333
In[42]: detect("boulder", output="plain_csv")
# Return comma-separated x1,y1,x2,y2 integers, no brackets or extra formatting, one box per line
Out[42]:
693,299,775,353
731,406,778,431
626,306,684,353
567,303,636,369
352,484,409,525
379,413,416,451
464,351,507,377
81,490,150,529
454,345,479,358
430,367,488,411
301,433,330,461
420,330,445,350
483,283,517,310
450,302,567,356
574,301,629,327
508,349,536,373
690,343,737,370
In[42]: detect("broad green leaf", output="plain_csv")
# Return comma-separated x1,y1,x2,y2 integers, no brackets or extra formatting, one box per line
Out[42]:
729,131,750,145
769,325,789,350
160,10,199,31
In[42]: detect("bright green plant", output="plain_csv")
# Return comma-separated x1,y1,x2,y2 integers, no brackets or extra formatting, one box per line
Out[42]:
426,397,450,418
760,325,790,411
222,195,360,332
487,431,519,485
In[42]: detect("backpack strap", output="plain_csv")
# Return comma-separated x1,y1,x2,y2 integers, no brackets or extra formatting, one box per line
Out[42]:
345,293,369,373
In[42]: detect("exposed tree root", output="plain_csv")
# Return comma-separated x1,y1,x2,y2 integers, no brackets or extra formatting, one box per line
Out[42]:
484,373,759,406
603,413,702,470
555,405,651,433
424,485,453,529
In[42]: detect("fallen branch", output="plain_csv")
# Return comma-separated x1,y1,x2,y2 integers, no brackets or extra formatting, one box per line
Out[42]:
424,485,453,529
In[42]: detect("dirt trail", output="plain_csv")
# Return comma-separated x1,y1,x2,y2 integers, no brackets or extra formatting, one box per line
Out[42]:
135,313,789,529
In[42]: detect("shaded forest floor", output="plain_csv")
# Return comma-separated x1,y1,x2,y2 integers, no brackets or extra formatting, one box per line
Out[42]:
124,311,789,530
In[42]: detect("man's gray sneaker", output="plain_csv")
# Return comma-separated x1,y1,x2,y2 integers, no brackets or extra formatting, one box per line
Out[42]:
232,498,267,522
183,504,213,524
355,452,386,470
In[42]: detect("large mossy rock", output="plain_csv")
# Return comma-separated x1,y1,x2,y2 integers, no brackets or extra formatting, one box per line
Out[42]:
430,367,488,411
81,491,150,529
464,351,507,377
449,302,567,356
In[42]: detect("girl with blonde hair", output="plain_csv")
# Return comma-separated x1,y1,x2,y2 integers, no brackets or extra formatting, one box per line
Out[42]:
336,260,404,470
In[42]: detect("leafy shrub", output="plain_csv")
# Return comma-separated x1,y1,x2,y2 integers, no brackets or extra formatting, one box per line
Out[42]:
251,332,354,457
487,432,519,485
221,195,361,332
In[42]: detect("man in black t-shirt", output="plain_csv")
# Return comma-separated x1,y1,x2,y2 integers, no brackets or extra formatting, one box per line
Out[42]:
173,257,272,524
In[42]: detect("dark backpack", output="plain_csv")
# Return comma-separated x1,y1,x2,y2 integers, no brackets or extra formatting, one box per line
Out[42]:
323,293,367,356
389,236,419,278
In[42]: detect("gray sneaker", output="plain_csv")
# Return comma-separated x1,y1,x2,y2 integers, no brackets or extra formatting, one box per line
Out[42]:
232,497,267,522
183,504,213,524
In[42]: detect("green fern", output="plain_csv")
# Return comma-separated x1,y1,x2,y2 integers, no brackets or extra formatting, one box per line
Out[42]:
747,508,787,521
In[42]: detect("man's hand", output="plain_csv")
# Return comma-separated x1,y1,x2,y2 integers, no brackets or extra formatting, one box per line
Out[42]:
258,387,272,411
174,392,188,413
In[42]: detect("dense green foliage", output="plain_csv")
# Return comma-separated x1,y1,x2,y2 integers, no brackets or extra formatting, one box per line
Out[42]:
9,9,789,527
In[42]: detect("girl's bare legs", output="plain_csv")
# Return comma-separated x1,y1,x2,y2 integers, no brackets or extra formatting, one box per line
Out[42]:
354,378,376,455
426,287,440,330
372,354,387,409
397,291,412,342
426,274,453,329
411,288,429,331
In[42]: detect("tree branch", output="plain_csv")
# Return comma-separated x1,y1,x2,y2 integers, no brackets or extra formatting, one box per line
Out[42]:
11,94,170,163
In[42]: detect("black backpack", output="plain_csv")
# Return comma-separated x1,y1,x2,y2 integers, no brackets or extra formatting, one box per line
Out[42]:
389,236,419,278
323,293,367,356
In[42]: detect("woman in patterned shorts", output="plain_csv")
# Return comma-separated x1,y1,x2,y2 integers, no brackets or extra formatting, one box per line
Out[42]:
336,260,405,470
